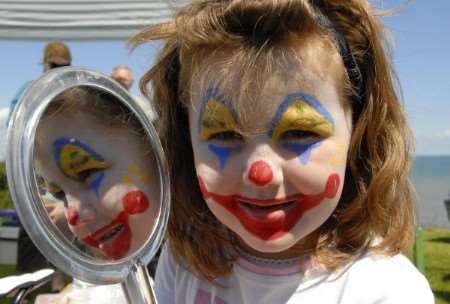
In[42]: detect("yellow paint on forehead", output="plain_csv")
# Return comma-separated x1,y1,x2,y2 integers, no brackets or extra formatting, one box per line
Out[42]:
271,100,333,142
59,144,108,180
200,97,238,140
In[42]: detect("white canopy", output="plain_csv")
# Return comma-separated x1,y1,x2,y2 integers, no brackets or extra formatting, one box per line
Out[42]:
0,0,177,40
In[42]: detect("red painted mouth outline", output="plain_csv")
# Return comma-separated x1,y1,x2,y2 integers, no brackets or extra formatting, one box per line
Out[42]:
74,190,151,260
198,174,340,240
83,211,131,260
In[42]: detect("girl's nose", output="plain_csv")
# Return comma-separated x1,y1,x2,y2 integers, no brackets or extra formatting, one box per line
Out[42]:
247,160,274,187
66,204,96,226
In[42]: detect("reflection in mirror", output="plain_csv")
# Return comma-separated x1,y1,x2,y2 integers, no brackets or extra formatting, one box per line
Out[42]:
33,86,161,261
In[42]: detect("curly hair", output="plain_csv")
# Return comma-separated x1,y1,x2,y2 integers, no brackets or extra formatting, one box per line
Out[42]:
131,0,415,282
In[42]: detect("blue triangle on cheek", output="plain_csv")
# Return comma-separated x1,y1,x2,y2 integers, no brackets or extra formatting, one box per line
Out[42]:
88,172,105,199
208,144,239,169
284,142,322,165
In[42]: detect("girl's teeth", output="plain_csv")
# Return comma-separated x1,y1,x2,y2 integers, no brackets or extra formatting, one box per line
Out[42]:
99,224,123,242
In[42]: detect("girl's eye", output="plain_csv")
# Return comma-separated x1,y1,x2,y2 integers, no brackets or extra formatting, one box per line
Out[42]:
280,130,321,142
47,183,66,201
78,168,103,183
208,131,243,141
52,189,66,201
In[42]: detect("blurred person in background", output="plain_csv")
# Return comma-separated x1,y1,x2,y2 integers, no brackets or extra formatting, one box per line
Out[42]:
7,40,71,123
111,65,157,122
6,40,72,292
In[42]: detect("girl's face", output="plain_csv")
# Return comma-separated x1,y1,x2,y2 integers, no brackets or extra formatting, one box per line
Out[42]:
36,110,160,260
188,41,352,254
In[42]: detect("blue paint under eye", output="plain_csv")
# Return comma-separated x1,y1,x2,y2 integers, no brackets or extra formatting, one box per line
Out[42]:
284,141,322,165
208,144,240,169
88,172,105,199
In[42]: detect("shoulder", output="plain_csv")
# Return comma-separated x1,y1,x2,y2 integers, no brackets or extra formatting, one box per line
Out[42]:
154,244,203,303
14,81,32,98
338,253,434,303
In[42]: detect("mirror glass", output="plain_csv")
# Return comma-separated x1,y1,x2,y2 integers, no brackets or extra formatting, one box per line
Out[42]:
33,86,161,261
7,67,169,284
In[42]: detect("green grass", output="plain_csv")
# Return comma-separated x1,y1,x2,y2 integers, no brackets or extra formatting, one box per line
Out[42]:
421,228,450,304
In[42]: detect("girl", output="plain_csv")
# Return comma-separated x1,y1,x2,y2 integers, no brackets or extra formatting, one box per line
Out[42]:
35,87,161,260
132,0,434,302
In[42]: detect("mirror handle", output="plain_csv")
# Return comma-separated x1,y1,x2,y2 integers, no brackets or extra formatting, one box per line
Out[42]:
121,264,157,304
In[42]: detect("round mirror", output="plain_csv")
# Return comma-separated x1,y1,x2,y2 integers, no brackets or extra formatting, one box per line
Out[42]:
6,67,170,286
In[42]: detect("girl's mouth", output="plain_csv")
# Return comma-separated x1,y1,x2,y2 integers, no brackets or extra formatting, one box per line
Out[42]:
97,223,124,243
83,212,131,260
237,199,298,222
198,174,340,240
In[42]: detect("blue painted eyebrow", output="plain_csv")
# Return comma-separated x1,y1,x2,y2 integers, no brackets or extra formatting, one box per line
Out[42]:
268,92,335,138
53,137,105,165
198,87,238,127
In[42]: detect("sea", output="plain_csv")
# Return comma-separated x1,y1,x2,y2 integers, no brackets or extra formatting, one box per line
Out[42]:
412,155,450,229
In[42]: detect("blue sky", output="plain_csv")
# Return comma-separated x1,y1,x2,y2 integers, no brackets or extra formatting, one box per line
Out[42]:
1,0,450,159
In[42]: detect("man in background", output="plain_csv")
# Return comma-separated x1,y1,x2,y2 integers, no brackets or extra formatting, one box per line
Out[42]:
6,40,71,292
7,41,72,123
111,65,157,121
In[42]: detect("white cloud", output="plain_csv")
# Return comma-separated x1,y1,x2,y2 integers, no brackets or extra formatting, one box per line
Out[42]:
431,129,450,140
0,107,9,161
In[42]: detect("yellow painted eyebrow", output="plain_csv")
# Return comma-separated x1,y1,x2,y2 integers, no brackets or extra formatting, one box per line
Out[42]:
58,144,109,180
199,97,238,140
271,100,333,142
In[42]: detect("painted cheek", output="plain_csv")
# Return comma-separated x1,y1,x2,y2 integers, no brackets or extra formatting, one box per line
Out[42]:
325,173,340,198
284,141,322,165
122,190,150,214
197,176,211,200
248,160,273,186
88,172,105,198
67,206,79,225
208,144,240,169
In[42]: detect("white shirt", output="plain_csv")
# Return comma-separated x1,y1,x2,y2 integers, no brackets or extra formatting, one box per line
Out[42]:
155,245,434,304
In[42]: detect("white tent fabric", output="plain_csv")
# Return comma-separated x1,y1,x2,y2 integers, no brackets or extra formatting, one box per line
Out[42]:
0,0,178,40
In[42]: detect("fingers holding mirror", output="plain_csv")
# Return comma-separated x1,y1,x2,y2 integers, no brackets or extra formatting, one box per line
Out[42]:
33,86,161,261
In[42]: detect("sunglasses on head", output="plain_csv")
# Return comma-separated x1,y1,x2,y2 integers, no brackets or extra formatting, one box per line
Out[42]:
49,62,70,69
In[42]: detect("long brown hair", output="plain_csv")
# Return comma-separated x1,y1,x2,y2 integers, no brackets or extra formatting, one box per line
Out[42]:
131,0,415,281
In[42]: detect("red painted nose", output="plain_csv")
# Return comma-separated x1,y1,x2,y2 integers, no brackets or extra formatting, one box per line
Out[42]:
248,160,274,186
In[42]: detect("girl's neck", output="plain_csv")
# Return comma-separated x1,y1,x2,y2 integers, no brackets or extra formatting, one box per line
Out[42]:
235,237,311,260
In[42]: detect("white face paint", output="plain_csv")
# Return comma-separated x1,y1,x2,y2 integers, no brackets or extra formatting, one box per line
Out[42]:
35,110,160,260
188,40,353,255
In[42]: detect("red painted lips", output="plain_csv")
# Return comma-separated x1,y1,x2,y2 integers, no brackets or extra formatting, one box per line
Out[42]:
198,174,340,240
83,211,131,260
81,190,151,260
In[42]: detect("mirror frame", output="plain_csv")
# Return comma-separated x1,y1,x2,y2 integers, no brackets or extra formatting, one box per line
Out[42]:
6,66,170,284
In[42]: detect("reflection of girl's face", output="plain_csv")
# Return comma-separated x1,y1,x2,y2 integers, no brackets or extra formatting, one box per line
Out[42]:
189,44,352,255
36,111,160,260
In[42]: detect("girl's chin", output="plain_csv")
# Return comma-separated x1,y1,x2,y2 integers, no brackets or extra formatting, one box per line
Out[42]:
235,229,302,256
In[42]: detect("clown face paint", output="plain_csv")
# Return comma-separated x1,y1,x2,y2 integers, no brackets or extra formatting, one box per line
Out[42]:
199,88,242,169
188,45,352,256
35,111,160,260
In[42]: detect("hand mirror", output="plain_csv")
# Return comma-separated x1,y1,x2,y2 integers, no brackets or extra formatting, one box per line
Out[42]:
6,67,170,304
